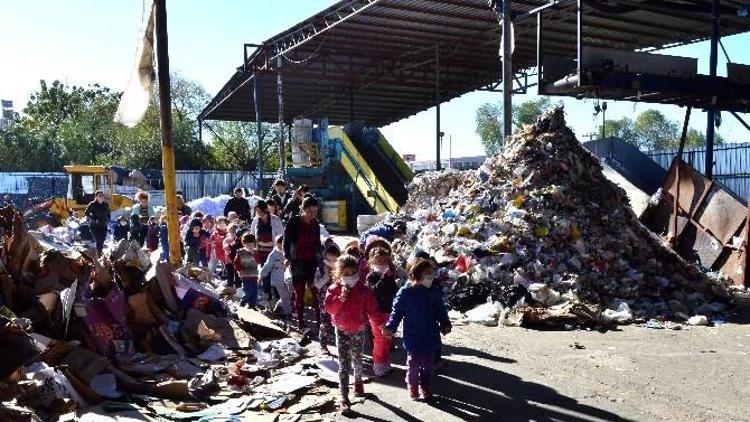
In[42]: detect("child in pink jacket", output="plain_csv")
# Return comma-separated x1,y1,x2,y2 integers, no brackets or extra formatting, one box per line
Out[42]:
324,254,379,415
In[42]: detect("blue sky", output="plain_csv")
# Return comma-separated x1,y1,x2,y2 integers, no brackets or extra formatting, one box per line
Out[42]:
1,0,748,161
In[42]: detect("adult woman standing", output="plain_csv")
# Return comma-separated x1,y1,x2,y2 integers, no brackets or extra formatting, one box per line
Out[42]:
283,196,322,329
85,190,110,255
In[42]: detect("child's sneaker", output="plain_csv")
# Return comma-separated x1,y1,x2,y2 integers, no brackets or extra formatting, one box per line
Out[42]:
408,384,420,400
353,380,365,397
320,345,330,355
339,399,352,415
420,386,433,400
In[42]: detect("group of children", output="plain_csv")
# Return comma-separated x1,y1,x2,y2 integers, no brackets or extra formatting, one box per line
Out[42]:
314,235,452,414
112,187,451,414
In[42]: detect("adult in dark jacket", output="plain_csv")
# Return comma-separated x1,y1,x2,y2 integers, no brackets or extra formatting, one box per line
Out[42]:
269,179,291,214
130,191,154,246
224,188,251,222
283,196,322,329
281,185,309,224
359,220,407,249
176,195,192,217
85,190,110,255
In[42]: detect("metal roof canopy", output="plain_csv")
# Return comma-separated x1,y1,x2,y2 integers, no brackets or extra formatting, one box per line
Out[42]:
200,0,749,127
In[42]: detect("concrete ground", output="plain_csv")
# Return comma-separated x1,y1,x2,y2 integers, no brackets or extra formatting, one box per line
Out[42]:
328,319,750,422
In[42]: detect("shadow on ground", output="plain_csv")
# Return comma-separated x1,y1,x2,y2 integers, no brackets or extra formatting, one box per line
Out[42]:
351,341,632,421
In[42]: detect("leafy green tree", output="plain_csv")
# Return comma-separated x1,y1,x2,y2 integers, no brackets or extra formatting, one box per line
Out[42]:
475,103,503,156
684,128,724,148
634,110,679,150
598,109,725,151
513,97,552,128
17,80,121,167
601,116,638,145
476,97,558,156
204,121,280,172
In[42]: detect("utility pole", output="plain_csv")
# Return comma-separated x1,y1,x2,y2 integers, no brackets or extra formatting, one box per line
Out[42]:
435,45,442,171
449,134,453,170
154,0,181,266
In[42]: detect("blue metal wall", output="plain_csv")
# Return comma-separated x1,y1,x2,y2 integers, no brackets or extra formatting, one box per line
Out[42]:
646,142,750,200
0,171,273,201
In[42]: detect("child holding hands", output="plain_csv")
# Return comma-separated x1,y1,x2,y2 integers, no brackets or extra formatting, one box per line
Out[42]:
324,255,379,415
382,258,451,400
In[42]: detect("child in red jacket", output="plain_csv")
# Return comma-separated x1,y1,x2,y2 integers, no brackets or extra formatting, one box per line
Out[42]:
211,216,228,276
324,254,379,415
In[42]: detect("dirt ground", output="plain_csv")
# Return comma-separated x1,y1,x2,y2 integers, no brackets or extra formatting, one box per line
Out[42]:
327,316,750,422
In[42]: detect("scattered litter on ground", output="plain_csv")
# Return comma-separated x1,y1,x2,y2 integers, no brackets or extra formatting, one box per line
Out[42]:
0,204,338,421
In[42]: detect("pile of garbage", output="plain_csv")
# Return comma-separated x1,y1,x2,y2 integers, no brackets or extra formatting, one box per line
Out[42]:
0,206,338,421
394,108,732,329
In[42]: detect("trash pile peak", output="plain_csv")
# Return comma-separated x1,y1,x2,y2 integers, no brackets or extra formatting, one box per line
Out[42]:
396,108,731,329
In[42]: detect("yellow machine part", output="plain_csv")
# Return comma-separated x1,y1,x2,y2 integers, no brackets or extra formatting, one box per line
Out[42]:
63,164,108,174
48,194,134,224
328,126,401,215
377,132,415,182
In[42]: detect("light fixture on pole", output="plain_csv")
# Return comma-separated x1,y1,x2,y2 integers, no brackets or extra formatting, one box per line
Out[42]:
593,101,607,139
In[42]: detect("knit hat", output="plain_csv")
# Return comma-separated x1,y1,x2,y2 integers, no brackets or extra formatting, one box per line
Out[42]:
364,236,391,259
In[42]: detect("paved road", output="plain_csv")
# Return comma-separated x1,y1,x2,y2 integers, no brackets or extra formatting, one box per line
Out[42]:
334,320,750,421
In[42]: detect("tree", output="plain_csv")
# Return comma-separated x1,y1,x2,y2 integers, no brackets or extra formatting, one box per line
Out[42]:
26,81,122,166
475,97,558,156
684,128,724,148
601,116,637,146
634,110,679,150
475,103,504,156
513,97,552,128
204,121,280,172
598,109,725,151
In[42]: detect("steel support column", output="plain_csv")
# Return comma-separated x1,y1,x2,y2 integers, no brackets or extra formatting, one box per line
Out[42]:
277,56,286,177
253,75,263,192
536,11,543,85
672,106,691,245
705,0,719,179
155,0,181,266
576,0,583,80
436,44,442,171
502,0,513,140
350,80,355,123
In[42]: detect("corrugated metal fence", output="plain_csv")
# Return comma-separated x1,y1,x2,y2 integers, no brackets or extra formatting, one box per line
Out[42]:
0,171,270,201
646,142,750,200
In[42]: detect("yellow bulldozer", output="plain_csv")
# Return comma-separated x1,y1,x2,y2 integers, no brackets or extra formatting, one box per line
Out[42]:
24,165,135,229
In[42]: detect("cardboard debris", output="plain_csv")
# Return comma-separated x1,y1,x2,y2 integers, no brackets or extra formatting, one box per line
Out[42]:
0,205,335,420
236,306,286,337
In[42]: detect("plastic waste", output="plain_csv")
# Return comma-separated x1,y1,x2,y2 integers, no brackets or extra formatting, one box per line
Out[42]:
465,300,504,326
601,301,633,324
687,315,710,326
528,283,561,307
197,344,228,362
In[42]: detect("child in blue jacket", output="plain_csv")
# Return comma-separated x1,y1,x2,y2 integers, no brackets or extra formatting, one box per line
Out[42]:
383,258,451,400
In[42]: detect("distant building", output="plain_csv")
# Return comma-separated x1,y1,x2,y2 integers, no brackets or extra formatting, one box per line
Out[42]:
409,155,486,173
402,154,416,162
1,100,14,130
